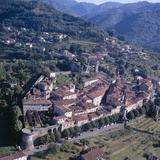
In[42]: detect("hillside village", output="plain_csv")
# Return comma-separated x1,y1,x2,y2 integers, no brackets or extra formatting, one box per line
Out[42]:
23,71,155,132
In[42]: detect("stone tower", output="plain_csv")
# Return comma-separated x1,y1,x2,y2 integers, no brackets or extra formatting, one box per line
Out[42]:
21,128,34,150
95,60,99,73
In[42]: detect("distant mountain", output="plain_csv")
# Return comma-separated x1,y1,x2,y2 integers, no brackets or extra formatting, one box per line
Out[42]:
84,1,160,52
113,10,160,51
40,0,124,16
71,2,96,16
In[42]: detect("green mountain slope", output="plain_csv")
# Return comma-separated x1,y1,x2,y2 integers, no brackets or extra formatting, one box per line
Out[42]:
84,1,160,52
113,10,160,51
0,0,107,42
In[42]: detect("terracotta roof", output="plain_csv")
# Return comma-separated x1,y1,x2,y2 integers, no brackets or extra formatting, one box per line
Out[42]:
81,102,97,109
81,77,98,83
53,115,67,121
87,90,104,99
139,78,151,84
38,80,52,87
82,96,92,102
52,99,77,107
81,147,103,160
0,151,28,160
73,114,88,122
55,105,71,113
51,89,77,98
126,99,136,106
96,109,110,116
23,99,52,105
88,112,100,119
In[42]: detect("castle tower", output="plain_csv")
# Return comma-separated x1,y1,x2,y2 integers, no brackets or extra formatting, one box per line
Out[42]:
21,128,34,150
95,60,99,73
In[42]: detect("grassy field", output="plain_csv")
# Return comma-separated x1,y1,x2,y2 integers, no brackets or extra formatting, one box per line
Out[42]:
30,118,160,160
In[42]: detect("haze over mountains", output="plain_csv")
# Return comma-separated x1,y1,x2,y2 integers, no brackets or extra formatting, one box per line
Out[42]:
41,0,160,52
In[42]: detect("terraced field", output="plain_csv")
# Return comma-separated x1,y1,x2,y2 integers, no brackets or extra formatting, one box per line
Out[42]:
86,118,160,160
30,118,160,160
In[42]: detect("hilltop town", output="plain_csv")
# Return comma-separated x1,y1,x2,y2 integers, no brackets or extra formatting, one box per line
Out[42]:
22,69,156,145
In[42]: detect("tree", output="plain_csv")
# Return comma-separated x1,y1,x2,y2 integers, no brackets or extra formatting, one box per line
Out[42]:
69,127,75,136
90,121,96,128
44,134,50,143
74,126,81,134
13,119,23,133
62,129,70,138
39,136,46,144
139,107,146,115
143,104,150,113
61,142,70,152
54,130,61,141
104,117,110,125
50,133,55,142
127,111,135,120
80,139,90,146
84,123,91,131
98,118,105,127
155,98,160,106
148,105,156,118
12,105,22,119
48,144,60,154
133,109,140,118
109,116,114,123
14,85,23,95
0,100,7,109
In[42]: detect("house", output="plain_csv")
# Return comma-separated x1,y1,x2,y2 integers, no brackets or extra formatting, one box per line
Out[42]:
51,115,67,125
25,43,33,48
52,99,77,108
69,105,86,116
81,77,98,87
73,114,89,126
139,81,153,92
81,102,101,113
54,105,72,117
87,90,105,106
96,109,111,117
51,88,77,100
37,80,53,92
14,43,22,47
88,112,100,121
81,53,97,59
106,105,121,115
23,98,52,114
76,147,104,160
0,150,28,160
60,118,75,131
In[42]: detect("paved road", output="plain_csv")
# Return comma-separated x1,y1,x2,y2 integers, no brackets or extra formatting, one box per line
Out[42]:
28,123,123,156
69,123,123,142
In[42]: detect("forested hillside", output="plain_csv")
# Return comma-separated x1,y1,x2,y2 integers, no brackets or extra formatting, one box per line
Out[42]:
0,0,107,42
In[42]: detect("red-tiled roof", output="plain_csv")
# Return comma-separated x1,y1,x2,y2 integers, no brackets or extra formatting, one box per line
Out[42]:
73,114,88,122
81,147,103,160
52,99,77,106
0,151,28,160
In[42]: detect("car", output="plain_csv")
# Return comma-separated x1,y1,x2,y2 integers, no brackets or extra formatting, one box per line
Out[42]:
79,133,82,136
90,129,94,132
67,137,71,140
103,126,106,128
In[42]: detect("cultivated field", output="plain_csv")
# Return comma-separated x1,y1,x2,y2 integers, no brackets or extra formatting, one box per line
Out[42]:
30,118,160,160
